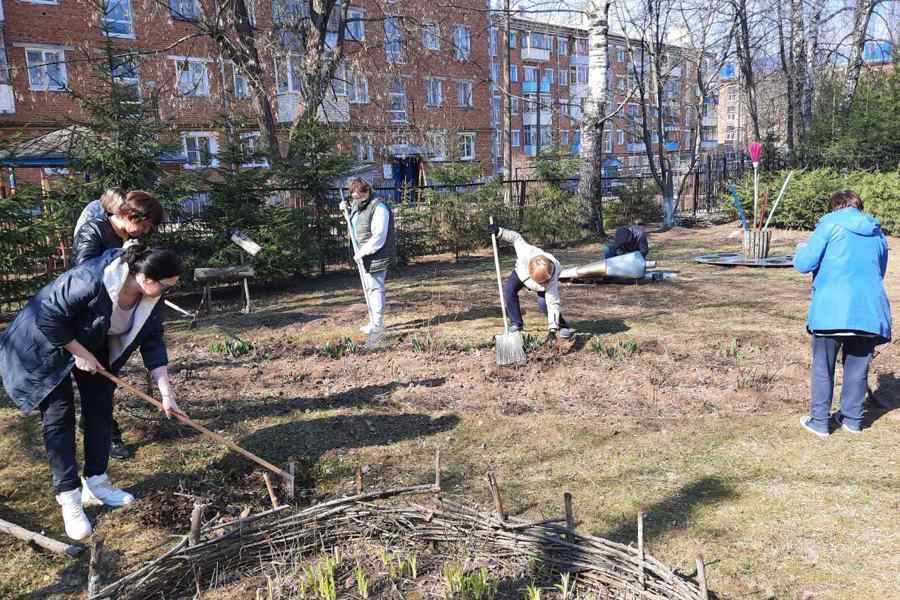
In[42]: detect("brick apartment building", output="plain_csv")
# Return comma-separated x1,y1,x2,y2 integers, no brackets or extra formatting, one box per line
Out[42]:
490,15,719,179
0,0,495,185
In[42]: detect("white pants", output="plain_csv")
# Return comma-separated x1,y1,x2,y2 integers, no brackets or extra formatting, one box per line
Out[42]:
361,269,387,329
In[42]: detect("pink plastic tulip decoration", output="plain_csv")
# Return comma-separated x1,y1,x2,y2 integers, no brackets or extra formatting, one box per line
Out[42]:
749,141,762,226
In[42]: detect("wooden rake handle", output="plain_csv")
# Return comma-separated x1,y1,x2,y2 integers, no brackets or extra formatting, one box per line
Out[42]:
97,368,292,484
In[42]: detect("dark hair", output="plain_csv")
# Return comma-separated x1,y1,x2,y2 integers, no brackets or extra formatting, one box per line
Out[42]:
122,244,183,281
348,177,373,198
829,190,864,212
118,190,164,228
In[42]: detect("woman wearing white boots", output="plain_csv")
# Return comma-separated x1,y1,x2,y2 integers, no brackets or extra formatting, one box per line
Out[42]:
0,244,183,540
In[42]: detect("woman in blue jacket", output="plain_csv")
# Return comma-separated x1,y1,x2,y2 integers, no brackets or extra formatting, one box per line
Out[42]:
794,190,891,437
0,244,183,540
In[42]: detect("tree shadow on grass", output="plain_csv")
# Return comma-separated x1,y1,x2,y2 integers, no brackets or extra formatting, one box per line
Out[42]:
597,476,736,546
864,372,900,428
389,306,499,332
570,319,630,336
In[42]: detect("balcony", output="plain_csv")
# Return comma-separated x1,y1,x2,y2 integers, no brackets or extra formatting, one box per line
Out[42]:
702,115,717,127
277,92,350,124
521,47,550,62
570,54,589,66
701,140,719,150
523,110,553,126
627,142,646,153
522,80,550,93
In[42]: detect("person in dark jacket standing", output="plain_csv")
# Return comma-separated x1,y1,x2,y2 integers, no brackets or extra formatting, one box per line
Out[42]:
72,189,164,459
0,244,183,540
604,223,650,259
343,177,396,336
794,190,891,437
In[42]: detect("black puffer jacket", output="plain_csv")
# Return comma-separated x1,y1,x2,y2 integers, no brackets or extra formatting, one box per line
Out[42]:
72,215,123,266
0,249,168,415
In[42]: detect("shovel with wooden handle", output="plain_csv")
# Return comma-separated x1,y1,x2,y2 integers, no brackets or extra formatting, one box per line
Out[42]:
490,217,526,366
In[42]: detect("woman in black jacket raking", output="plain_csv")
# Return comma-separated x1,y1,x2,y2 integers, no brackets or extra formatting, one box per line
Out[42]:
73,189,164,460
0,244,183,540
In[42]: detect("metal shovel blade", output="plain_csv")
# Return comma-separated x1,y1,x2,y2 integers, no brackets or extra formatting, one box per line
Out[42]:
495,330,526,366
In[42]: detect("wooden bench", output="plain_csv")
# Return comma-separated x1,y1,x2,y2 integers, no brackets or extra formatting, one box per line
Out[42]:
194,266,255,315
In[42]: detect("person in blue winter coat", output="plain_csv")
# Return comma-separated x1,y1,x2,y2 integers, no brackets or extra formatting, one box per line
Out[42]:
793,190,891,438
0,244,184,540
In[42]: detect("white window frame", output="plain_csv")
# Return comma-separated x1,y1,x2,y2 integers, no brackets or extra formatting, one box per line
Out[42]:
617,129,625,145
617,46,625,63
558,68,568,87
509,64,518,82
458,132,475,161
543,68,554,85
604,130,612,152
559,97,569,117
182,132,218,168
25,47,68,91
456,80,473,108
233,64,251,99
560,129,569,147
174,57,210,97
425,130,447,161
454,25,471,60
523,66,538,82
511,96,519,115
491,63,500,83
102,0,135,38
275,54,303,94
422,22,440,50
351,133,375,162
388,78,408,122
170,0,201,21
558,36,568,55
346,7,365,41
240,132,268,167
384,17,404,64
509,30,517,48
347,68,369,104
425,77,443,107
489,26,498,57
511,129,520,148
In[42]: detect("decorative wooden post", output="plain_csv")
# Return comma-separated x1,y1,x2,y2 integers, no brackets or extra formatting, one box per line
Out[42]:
487,472,506,522
696,554,709,600
189,503,204,547
564,491,575,542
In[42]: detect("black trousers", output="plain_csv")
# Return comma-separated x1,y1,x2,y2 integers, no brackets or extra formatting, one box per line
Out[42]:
38,369,116,494
502,270,569,330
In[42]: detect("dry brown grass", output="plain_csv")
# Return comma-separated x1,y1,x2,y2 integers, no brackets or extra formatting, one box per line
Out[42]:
1,223,898,599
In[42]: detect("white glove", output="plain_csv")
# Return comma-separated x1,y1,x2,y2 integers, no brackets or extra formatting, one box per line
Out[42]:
339,200,349,212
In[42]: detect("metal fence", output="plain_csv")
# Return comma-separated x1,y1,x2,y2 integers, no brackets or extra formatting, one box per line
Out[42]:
0,165,738,317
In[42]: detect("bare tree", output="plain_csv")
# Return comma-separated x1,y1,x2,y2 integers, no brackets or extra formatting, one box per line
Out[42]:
839,0,884,116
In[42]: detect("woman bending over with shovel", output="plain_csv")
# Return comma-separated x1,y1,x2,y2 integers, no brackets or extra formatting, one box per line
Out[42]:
0,243,183,540
488,222,574,344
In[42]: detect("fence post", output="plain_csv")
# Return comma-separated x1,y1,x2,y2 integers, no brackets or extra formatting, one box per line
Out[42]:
693,167,700,217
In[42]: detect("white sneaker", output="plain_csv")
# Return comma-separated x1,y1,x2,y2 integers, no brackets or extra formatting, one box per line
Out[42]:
56,489,93,541
82,473,134,508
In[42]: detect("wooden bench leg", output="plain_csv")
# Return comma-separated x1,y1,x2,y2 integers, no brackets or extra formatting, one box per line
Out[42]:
241,277,252,314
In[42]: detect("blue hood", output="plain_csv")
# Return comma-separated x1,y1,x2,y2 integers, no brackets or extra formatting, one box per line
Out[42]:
821,207,881,236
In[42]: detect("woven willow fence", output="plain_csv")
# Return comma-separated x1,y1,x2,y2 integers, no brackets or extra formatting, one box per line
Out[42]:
90,465,709,600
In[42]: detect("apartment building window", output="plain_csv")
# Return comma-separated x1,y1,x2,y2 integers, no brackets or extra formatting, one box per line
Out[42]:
102,0,135,37
458,133,475,161
491,95,501,125
426,130,447,161
456,80,473,107
352,133,374,162
558,36,568,55
543,69,553,86
454,26,471,60
560,129,569,147
332,63,348,96
110,55,141,100
523,66,538,83
558,68,568,87
574,38,588,55
493,131,502,158
183,132,217,167
559,98,569,117
26,48,68,91
233,65,250,99
616,75,625,92
271,0,305,24
346,7,365,41
727,106,736,121
604,130,612,152
347,69,369,103
511,130,520,147
524,31,550,50
573,130,581,150
422,23,440,50
275,55,302,93
617,129,624,145
388,78,407,122
523,125,535,146
385,17,404,64
510,96,519,114
425,77,443,107
627,103,638,120
509,64,518,82
170,0,200,21
616,46,625,62
726,126,735,141
509,30,517,48
523,94,536,112
489,26,498,57
728,87,737,102
240,133,268,167
491,63,500,83
175,58,209,96
576,65,588,84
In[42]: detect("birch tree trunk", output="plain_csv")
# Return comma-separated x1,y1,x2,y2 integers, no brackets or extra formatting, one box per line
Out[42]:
840,0,879,117
579,0,612,235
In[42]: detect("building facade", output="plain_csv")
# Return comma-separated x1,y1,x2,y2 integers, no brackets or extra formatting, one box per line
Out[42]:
0,0,495,183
